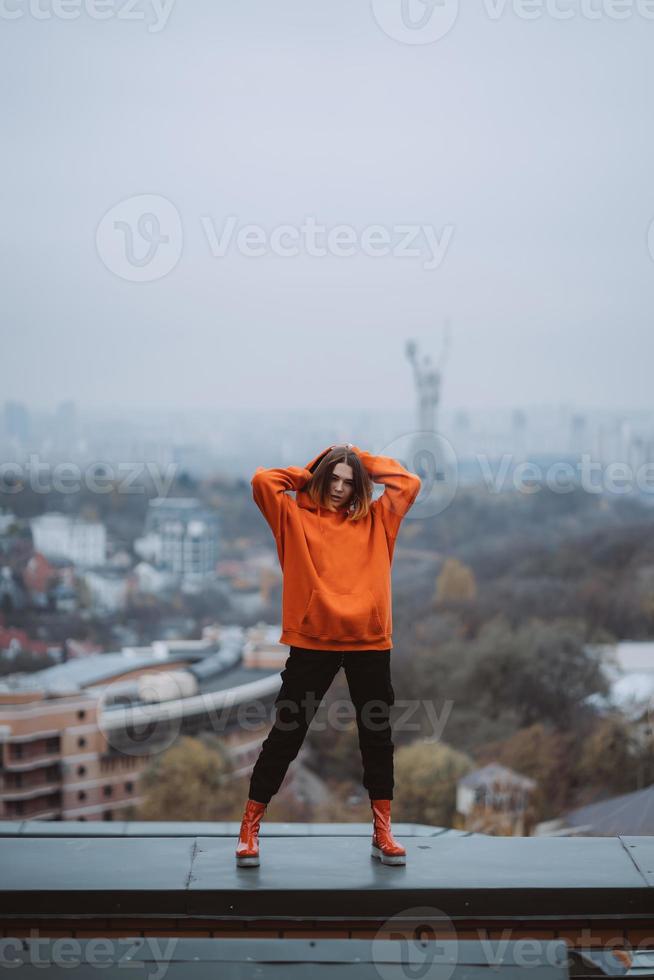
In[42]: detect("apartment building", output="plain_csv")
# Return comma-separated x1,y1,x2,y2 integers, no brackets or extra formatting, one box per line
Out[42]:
0,690,142,821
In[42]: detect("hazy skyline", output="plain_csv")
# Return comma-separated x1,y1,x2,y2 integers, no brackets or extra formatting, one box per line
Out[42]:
2,0,653,415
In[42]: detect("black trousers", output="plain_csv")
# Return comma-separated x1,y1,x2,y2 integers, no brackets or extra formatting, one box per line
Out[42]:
248,646,395,804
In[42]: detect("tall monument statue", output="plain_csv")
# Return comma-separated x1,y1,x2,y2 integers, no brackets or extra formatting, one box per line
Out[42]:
405,322,451,484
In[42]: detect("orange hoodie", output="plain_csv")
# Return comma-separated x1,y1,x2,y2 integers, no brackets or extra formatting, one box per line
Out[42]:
251,444,421,651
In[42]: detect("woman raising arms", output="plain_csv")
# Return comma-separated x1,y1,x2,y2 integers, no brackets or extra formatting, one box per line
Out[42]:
235,442,421,867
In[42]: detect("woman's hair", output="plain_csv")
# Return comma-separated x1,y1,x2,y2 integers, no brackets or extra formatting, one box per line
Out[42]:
304,447,373,521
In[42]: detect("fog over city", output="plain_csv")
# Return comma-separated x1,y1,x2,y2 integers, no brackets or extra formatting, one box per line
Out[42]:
2,0,654,416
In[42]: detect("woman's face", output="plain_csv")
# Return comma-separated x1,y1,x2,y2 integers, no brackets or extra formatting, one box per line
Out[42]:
327,461,354,509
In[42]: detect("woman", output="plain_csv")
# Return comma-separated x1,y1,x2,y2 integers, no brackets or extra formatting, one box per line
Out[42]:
235,442,421,867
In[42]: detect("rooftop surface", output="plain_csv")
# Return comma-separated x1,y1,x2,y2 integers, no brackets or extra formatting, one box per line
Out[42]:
2,824,654,978
0,656,279,702
196,664,280,695
562,785,654,837
1,828,653,920
0,819,449,837
0,650,205,693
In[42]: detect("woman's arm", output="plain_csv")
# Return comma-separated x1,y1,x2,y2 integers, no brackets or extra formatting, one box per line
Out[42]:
349,444,422,539
251,445,336,540
251,464,313,541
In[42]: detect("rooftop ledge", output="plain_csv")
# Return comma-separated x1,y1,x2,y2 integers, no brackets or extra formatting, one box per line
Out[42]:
2,937,647,980
0,823,653,923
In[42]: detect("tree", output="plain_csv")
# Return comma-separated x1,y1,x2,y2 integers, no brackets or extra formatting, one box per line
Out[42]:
475,722,581,821
467,615,609,729
392,738,474,828
136,733,245,821
305,716,367,785
576,714,641,799
404,615,609,755
435,557,477,604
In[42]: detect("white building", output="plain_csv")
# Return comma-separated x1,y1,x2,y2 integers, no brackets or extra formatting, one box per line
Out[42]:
456,763,536,826
137,497,220,581
0,509,16,535
82,569,129,612
588,641,654,713
132,561,177,596
133,532,162,565
30,512,106,568
587,640,654,748
243,623,287,669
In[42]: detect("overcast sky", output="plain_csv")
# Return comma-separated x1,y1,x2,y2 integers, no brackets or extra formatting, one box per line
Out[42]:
2,0,653,416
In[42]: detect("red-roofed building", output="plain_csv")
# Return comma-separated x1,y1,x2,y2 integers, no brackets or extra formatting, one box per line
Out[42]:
0,626,50,658
22,553,58,596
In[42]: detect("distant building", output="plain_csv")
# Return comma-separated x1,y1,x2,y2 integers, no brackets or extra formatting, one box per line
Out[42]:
3,401,31,446
0,509,16,535
229,585,265,618
136,497,220,581
65,638,103,661
0,565,27,612
569,412,588,456
0,624,55,659
53,400,78,453
20,553,77,611
243,623,288,670
30,513,107,568
81,568,131,613
588,640,654,749
0,627,283,821
132,561,178,596
534,782,654,837
0,691,137,821
456,763,537,836
50,583,78,614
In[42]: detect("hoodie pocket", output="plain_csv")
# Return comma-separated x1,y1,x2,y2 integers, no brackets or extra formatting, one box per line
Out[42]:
298,588,385,641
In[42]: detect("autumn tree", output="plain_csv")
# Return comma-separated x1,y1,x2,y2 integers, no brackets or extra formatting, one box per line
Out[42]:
575,714,642,800
392,738,474,828
136,733,246,821
475,722,581,821
435,557,477,604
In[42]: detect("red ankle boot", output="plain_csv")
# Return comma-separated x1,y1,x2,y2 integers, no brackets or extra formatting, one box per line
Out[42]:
370,798,406,865
235,798,267,867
